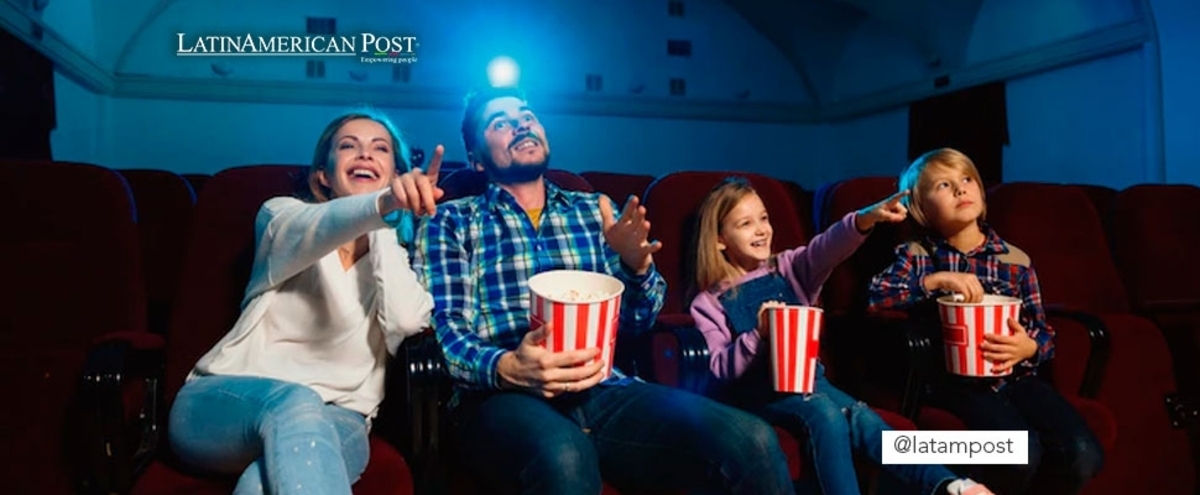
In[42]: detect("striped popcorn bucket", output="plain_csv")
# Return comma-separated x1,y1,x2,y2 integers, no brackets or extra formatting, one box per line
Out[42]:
766,305,823,394
527,270,624,380
937,295,1023,377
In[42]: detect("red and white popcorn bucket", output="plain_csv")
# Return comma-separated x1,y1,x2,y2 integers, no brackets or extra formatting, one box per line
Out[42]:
528,270,624,380
766,305,823,394
937,294,1023,377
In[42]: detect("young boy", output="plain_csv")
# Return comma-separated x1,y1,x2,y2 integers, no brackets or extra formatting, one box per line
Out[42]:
867,148,1104,495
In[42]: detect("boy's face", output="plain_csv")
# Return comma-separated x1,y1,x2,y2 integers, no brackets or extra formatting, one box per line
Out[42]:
920,164,984,233
718,192,774,272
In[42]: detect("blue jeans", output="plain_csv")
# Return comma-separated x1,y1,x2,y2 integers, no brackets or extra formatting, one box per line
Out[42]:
453,381,794,495
168,375,371,495
755,364,958,495
933,376,1104,495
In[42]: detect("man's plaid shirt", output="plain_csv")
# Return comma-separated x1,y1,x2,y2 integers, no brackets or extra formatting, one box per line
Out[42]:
413,180,665,391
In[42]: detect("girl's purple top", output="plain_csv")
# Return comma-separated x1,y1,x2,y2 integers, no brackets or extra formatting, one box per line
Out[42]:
689,212,868,381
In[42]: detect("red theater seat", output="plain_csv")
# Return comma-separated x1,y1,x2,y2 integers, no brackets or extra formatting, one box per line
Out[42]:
118,169,197,336
0,160,150,495
987,182,1191,495
811,177,934,413
581,171,656,205
1110,183,1200,475
1111,185,1200,398
181,173,211,196
813,176,916,316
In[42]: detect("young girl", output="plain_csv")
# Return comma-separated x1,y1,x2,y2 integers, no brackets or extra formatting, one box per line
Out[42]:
690,176,992,495
168,110,440,494
867,148,1104,495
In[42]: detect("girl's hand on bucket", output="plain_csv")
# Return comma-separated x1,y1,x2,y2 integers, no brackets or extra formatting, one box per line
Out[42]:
981,317,1037,373
756,301,788,339
497,323,606,398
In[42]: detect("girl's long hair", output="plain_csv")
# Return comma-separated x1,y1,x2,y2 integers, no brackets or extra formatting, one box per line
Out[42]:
693,177,760,293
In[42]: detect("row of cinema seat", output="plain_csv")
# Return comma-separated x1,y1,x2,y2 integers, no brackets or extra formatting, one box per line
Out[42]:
0,159,1196,494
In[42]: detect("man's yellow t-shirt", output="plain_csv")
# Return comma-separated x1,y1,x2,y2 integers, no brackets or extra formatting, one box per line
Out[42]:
526,208,542,229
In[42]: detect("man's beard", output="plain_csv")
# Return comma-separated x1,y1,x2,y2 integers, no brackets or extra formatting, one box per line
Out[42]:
481,151,551,185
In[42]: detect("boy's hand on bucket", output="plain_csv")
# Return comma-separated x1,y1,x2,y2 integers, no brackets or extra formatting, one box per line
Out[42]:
981,317,1038,373
497,322,607,399
924,272,985,303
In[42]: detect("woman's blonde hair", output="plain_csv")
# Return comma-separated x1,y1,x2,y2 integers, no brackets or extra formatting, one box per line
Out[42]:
693,177,760,293
899,147,987,228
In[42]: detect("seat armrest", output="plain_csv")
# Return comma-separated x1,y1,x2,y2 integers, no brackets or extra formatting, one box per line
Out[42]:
617,313,711,394
895,318,937,419
665,324,713,396
1043,305,1112,398
393,330,449,494
825,312,937,421
398,331,445,460
79,332,166,495
630,316,713,395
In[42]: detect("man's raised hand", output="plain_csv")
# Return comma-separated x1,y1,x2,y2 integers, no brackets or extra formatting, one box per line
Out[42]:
600,195,662,275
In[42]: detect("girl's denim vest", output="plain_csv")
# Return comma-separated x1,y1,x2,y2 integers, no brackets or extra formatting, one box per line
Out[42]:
716,272,804,407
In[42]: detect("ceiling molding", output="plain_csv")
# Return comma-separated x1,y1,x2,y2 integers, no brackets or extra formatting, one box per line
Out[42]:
0,0,114,92
819,18,1152,121
112,75,820,124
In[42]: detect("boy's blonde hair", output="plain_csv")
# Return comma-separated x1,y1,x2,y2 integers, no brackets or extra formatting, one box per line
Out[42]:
899,147,987,228
694,177,760,293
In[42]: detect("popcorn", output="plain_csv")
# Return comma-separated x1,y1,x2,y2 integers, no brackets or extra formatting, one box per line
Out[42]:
557,289,608,303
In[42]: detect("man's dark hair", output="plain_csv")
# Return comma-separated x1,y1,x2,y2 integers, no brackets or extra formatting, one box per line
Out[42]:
460,86,529,159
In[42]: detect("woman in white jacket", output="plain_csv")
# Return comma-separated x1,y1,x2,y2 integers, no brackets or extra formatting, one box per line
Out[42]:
168,110,443,494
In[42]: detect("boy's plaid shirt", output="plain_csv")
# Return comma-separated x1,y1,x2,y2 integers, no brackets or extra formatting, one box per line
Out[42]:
867,223,1054,390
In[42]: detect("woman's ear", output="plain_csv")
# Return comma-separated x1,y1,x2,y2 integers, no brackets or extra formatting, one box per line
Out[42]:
316,169,330,188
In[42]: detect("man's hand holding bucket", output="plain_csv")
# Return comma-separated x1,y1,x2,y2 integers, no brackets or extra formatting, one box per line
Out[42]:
497,321,606,399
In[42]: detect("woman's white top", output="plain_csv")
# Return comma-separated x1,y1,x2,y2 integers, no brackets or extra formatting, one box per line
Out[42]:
188,190,433,420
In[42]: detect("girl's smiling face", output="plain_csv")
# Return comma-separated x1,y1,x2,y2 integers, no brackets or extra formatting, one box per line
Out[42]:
718,192,774,273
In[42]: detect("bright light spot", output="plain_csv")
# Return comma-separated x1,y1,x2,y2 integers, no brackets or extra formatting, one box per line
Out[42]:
487,56,519,87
